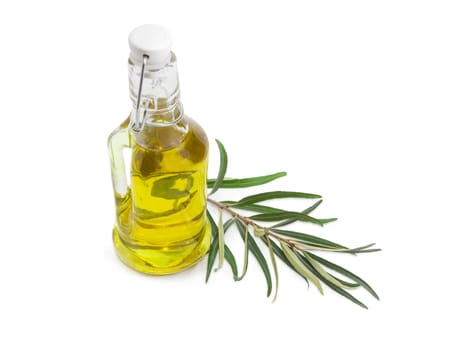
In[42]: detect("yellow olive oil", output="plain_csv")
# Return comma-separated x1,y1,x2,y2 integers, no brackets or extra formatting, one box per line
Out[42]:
111,118,211,274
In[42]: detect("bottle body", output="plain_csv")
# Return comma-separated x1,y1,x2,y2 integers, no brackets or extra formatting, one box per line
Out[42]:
108,32,211,274
108,116,211,274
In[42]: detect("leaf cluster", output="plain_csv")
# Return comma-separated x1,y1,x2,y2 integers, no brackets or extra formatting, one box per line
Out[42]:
205,139,380,308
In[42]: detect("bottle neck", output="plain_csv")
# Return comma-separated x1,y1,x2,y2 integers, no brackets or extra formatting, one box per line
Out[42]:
128,52,183,129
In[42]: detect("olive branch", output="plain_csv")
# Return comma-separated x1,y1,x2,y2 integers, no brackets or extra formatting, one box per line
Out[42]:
205,139,380,308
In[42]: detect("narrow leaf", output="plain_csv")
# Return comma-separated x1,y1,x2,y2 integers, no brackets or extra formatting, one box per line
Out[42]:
266,236,279,302
233,191,322,207
250,211,322,226
207,210,218,238
206,241,218,282
293,241,379,254
341,243,380,254
303,200,323,214
237,222,249,281
205,211,219,282
207,172,287,188
224,244,239,281
280,242,323,295
307,252,379,300
223,217,236,232
271,200,323,228
293,241,351,252
235,220,272,296
301,251,351,290
216,208,224,270
260,237,309,287
209,139,228,195
331,275,360,288
317,218,338,224
353,249,382,253
206,212,239,281
297,254,368,309
226,203,286,214
320,275,368,308
271,228,349,250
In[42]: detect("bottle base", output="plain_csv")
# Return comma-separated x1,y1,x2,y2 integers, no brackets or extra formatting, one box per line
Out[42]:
112,222,211,275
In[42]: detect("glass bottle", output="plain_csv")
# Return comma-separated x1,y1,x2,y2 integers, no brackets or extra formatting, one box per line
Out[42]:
108,24,211,275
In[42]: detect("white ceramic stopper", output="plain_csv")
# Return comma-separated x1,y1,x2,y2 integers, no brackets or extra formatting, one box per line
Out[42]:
128,24,173,68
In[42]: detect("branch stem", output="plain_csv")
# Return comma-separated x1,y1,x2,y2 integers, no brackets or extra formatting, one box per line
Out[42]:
207,197,295,247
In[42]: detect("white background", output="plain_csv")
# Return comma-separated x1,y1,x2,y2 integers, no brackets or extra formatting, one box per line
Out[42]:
0,0,457,348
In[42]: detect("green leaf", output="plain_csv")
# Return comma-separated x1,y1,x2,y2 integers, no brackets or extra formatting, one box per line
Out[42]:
207,210,218,238
260,237,309,287
293,241,379,254
250,211,323,226
319,275,368,309
307,252,379,300
331,275,360,288
235,220,272,296
271,228,349,250
280,242,323,295
209,139,228,195
206,212,240,281
304,200,323,215
216,208,224,270
224,244,239,281
223,217,236,232
205,211,219,282
341,243,381,254
271,200,323,228
224,202,286,214
206,241,219,283
354,249,381,253
237,222,249,281
317,218,338,224
292,241,348,252
233,191,322,207
301,251,351,290
207,172,287,188
266,236,279,302
296,253,368,309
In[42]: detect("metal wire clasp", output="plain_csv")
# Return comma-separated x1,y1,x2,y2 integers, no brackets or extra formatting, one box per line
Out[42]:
130,54,149,132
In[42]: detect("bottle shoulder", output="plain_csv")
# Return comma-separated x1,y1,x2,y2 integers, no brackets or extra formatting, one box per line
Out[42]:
123,115,208,167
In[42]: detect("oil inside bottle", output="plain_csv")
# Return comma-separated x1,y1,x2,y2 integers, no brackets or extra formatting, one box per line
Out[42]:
111,117,211,275
109,25,211,274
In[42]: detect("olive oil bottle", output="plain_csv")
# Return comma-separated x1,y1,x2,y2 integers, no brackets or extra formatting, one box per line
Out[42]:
108,24,211,274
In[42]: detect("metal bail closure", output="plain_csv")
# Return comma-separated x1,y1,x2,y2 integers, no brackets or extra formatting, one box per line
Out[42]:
131,54,149,132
